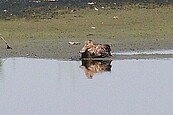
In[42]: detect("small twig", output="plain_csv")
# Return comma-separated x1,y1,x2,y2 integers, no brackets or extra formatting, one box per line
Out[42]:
0,36,12,49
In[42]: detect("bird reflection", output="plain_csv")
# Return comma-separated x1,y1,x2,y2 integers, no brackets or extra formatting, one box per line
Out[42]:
80,59,112,79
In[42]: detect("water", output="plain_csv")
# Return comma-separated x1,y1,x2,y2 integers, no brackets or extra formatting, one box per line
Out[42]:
0,57,173,115
113,49,173,55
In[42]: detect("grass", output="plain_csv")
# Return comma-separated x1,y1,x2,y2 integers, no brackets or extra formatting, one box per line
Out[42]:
0,5,173,41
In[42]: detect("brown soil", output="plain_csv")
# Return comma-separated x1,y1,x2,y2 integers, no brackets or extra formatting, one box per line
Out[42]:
1,37,173,60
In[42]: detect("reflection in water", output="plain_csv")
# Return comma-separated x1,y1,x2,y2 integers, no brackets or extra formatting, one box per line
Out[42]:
0,59,4,95
1,58,173,115
0,59,3,79
80,59,112,79
0,60,2,73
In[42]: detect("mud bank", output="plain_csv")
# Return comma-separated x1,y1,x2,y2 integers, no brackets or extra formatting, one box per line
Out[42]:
1,37,173,59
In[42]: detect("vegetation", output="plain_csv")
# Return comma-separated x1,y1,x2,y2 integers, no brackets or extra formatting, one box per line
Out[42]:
0,5,172,41
0,0,172,44
0,2,173,58
0,0,173,20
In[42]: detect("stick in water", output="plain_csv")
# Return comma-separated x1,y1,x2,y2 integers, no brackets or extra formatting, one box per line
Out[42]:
0,36,12,49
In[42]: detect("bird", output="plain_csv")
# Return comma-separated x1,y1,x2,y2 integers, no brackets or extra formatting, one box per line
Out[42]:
80,40,111,58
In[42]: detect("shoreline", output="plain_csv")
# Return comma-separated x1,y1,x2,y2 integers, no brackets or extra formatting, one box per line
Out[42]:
1,37,173,60
1,7,173,59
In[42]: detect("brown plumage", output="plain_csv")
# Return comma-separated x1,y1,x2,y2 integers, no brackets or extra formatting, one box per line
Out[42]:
80,40,111,58
80,60,112,79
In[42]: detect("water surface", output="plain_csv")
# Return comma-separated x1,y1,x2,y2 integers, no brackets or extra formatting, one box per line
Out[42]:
0,57,173,115
113,49,173,55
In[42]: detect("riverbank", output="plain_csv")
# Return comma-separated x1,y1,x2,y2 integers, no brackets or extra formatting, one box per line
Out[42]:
0,6,173,59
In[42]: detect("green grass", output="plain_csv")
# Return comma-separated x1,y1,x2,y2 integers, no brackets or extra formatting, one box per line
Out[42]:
0,6,173,41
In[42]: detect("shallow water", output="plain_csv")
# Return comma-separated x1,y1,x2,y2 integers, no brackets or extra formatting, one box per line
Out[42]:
0,57,173,115
113,49,173,55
